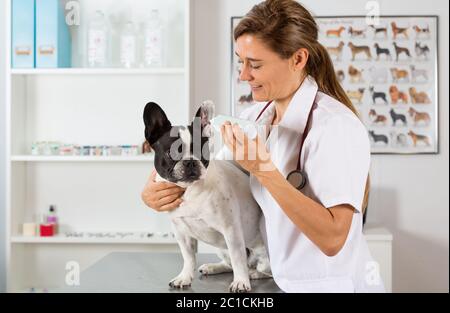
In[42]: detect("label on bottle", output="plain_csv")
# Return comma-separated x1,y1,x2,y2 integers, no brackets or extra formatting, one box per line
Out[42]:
120,36,136,67
145,29,162,66
88,30,106,66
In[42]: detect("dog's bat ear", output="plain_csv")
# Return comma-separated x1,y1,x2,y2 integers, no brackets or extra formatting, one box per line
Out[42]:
192,100,215,138
143,102,172,146
193,100,215,127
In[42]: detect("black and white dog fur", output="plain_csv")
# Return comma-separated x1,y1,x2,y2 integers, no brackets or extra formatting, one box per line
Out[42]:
143,101,271,292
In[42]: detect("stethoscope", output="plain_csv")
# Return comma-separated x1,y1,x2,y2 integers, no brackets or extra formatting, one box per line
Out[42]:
255,99,315,191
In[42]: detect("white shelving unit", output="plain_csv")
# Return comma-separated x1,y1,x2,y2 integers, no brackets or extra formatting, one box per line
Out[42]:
4,0,194,292
11,234,177,245
11,155,155,162
11,68,186,75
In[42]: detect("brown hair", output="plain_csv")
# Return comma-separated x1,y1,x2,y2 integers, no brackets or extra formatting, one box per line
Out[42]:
234,0,370,214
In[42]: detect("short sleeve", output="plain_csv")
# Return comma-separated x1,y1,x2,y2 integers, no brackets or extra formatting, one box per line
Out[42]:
305,115,370,212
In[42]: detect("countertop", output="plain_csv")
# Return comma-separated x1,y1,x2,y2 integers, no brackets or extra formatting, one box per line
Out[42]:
55,252,282,293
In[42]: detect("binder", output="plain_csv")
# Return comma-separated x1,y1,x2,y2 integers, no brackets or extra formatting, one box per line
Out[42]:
35,0,72,68
11,0,35,68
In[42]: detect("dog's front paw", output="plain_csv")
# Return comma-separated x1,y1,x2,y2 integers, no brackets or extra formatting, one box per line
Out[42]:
169,274,193,289
249,268,272,280
198,262,232,275
229,278,251,293
198,263,213,275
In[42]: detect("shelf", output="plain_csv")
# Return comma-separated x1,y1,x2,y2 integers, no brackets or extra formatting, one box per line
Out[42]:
11,227,392,244
11,235,177,245
11,229,392,244
10,68,185,76
11,155,155,162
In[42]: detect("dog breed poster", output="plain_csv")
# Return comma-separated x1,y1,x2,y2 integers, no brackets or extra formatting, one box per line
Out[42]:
316,16,438,154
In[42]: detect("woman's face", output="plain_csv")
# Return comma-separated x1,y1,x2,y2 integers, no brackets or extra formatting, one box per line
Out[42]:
235,34,304,102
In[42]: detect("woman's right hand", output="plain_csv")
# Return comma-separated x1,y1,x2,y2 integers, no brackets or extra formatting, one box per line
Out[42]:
141,169,185,212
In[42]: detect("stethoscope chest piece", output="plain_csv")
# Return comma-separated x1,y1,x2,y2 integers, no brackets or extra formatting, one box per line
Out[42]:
287,170,307,190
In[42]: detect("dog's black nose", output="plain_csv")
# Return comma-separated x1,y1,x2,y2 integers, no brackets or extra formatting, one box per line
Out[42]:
183,160,196,169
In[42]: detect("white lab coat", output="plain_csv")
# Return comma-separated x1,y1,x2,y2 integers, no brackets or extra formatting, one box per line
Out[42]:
216,75,385,293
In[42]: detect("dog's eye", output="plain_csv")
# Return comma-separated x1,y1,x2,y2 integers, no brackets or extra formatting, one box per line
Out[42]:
178,145,183,154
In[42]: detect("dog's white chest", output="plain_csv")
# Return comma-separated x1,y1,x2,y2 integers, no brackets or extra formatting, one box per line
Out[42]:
168,178,232,248
171,216,227,248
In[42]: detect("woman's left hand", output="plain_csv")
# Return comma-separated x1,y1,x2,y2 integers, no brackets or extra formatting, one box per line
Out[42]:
221,121,275,175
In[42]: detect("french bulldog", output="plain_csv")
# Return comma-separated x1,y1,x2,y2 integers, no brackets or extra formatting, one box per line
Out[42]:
143,101,271,292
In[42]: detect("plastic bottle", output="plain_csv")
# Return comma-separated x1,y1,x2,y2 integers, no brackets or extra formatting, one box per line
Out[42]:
143,9,163,67
87,10,109,67
46,205,58,235
120,21,137,68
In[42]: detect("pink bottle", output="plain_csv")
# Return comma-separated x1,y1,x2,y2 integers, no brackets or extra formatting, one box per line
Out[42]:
46,205,58,235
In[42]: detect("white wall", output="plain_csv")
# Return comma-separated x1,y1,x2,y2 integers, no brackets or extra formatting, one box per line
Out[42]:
0,0,7,293
193,0,449,292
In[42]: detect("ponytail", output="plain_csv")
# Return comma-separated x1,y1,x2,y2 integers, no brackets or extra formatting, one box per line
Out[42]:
307,43,361,119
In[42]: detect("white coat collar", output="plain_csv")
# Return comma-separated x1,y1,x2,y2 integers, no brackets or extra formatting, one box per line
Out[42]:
255,75,318,137
281,75,318,134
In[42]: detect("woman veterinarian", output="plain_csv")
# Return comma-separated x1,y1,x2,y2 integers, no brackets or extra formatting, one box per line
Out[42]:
142,0,385,293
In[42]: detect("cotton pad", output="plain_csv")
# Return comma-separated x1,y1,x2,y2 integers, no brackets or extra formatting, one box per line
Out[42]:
210,115,258,140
